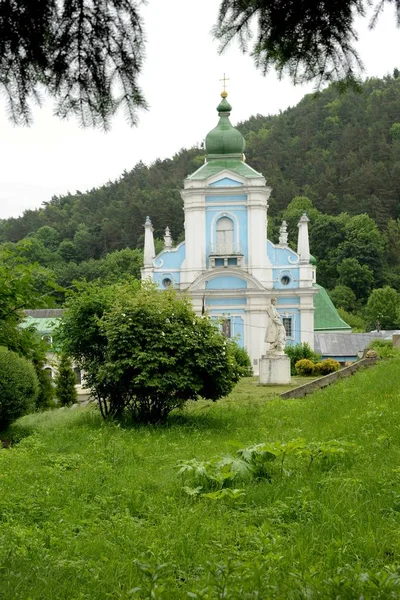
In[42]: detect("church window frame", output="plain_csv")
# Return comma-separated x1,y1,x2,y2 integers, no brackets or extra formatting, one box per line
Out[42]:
162,277,173,288
216,216,234,254
282,317,292,337
210,211,241,257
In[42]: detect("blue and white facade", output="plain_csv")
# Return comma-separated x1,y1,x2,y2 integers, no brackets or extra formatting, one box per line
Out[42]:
142,94,317,373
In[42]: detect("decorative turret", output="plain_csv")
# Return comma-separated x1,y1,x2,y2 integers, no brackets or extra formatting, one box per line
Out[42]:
278,220,289,247
163,226,172,249
143,216,155,268
297,212,310,263
205,91,246,159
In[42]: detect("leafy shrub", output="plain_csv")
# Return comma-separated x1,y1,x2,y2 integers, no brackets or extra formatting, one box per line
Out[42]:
177,439,356,499
295,358,315,376
285,343,320,375
0,346,39,430
228,342,253,377
60,282,241,424
313,358,341,375
55,354,78,406
367,339,400,359
337,307,365,332
34,359,56,410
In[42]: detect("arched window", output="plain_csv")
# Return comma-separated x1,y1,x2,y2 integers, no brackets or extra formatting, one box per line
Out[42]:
44,367,53,379
216,217,234,254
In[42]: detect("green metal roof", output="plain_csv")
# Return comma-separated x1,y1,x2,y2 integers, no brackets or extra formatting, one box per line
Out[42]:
20,316,61,334
188,158,263,181
313,284,351,331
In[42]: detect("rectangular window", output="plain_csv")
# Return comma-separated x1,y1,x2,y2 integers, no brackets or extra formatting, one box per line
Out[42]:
282,317,292,337
222,319,231,338
227,257,238,266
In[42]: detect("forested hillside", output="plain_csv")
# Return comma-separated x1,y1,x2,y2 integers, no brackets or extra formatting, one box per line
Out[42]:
1,74,400,328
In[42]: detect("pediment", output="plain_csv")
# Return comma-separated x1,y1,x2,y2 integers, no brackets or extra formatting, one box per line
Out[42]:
208,176,244,188
207,170,245,188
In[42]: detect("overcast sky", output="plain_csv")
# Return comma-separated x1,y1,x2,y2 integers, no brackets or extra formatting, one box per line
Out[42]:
0,0,399,220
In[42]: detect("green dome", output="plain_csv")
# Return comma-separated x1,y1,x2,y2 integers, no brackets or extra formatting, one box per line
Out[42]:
205,93,246,157
310,254,317,266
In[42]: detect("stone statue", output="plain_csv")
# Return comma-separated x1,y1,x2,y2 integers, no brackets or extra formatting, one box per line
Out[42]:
265,298,286,354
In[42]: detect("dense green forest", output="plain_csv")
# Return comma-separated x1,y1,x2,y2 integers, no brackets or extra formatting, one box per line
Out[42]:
1,74,400,329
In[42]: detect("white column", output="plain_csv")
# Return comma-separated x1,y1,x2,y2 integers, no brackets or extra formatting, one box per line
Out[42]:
180,188,206,285
297,212,310,263
247,187,272,286
142,216,155,281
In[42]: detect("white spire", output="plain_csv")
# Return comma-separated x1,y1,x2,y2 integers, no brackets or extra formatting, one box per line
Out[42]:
164,226,172,249
143,216,155,267
297,212,310,263
278,220,289,247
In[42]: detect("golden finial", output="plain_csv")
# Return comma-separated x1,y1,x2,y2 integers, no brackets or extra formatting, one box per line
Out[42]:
219,73,229,98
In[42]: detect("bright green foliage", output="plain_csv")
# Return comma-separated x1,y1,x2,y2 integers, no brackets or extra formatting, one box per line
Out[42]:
0,346,38,429
368,339,400,359
178,438,355,494
227,342,252,377
314,358,341,375
33,356,56,411
281,196,320,247
285,342,321,375
295,359,315,376
385,219,400,267
60,282,241,423
1,361,400,596
337,214,385,277
337,258,374,301
0,248,58,410
55,354,78,407
34,226,60,251
329,284,357,312
337,308,366,332
365,286,400,330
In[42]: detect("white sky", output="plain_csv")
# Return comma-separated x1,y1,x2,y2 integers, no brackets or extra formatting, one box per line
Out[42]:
0,1,399,219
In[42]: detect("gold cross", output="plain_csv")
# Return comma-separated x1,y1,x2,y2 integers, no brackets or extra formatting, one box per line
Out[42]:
219,73,229,92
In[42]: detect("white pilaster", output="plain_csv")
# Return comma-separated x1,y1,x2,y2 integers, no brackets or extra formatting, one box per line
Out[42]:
297,212,310,263
142,216,155,281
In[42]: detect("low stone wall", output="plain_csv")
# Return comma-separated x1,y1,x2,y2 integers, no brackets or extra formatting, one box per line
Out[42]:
280,357,378,400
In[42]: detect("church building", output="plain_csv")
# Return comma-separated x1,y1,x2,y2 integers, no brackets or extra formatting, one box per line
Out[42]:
141,90,346,372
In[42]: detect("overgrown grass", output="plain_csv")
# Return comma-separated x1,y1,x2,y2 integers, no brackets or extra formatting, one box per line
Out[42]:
1,361,400,598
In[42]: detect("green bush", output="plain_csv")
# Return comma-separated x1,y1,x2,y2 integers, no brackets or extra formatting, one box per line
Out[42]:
0,346,39,430
295,358,316,376
337,308,366,332
55,354,78,406
367,339,400,359
286,343,320,375
60,282,242,424
228,342,253,377
314,358,341,375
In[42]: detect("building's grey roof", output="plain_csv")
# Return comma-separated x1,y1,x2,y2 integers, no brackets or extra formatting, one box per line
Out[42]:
25,309,64,318
314,331,400,358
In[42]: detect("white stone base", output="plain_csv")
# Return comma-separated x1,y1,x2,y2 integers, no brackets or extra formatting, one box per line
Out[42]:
259,354,291,385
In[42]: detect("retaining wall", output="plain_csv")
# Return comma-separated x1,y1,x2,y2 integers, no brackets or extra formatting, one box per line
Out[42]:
280,357,378,400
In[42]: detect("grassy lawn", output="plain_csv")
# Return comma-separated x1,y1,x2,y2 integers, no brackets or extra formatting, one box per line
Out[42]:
1,361,400,598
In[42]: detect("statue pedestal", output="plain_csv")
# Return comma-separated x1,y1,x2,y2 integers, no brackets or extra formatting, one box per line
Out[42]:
259,354,291,385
